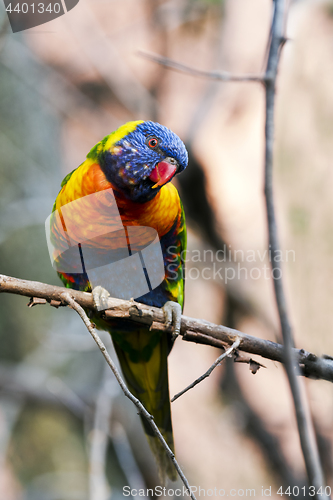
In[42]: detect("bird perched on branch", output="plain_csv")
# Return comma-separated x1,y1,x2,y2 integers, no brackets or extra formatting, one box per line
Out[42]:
49,120,188,481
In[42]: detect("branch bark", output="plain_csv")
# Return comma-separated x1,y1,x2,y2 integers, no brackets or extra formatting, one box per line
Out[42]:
263,0,328,495
1,274,333,383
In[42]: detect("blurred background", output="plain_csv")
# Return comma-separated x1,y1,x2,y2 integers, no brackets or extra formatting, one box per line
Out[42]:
0,0,333,498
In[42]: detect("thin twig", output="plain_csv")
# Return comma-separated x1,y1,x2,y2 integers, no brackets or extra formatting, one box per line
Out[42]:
181,330,266,373
1,274,333,383
263,0,328,496
138,51,265,83
61,292,196,500
171,338,240,402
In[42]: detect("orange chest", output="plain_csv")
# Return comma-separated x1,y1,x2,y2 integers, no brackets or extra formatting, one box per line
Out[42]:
56,161,181,239
117,184,181,237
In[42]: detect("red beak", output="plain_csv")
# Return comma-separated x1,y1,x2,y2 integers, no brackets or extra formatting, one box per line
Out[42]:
149,161,177,189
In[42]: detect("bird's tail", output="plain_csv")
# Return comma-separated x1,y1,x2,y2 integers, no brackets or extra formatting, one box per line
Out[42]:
112,327,177,483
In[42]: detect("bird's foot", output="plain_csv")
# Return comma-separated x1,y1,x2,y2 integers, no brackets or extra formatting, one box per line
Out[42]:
92,286,110,311
162,301,182,341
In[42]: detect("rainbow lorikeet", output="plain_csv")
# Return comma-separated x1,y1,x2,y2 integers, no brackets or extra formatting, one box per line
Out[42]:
50,120,188,481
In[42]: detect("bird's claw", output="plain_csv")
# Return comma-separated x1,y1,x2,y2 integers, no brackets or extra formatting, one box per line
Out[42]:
162,301,182,341
92,286,110,311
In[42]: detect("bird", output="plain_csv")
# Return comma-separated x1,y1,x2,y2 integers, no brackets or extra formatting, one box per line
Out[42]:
49,120,188,482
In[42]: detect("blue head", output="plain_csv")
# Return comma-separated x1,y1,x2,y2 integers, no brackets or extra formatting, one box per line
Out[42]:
96,121,188,202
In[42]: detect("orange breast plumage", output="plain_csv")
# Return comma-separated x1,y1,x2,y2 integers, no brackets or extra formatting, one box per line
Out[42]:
51,159,181,268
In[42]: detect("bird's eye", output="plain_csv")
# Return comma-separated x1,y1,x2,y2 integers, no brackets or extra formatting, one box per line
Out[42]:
148,137,158,148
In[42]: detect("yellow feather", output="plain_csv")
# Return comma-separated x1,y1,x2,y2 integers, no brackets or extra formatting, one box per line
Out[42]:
104,120,144,151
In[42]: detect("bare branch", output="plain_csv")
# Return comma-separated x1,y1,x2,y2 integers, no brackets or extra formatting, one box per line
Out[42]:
171,338,240,402
181,330,266,373
60,292,196,500
263,0,328,495
138,51,265,83
1,274,333,383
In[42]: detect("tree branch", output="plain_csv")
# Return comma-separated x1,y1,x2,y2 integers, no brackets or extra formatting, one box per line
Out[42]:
138,51,265,83
61,292,196,499
171,338,240,402
263,0,328,495
1,274,333,383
